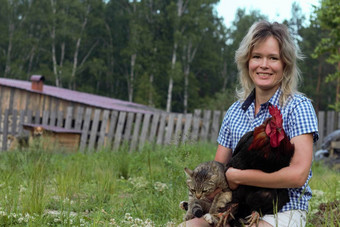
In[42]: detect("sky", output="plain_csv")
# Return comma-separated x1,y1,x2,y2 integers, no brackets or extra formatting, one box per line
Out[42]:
216,0,321,27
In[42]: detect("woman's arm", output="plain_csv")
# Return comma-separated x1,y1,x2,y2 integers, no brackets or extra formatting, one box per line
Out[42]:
226,133,313,189
215,144,232,164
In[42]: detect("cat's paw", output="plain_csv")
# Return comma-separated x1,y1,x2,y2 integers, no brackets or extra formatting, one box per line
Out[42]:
203,213,215,225
179,201,188,210
192,206,203,218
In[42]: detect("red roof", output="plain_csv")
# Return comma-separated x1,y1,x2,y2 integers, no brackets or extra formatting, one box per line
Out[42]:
0,78,160,114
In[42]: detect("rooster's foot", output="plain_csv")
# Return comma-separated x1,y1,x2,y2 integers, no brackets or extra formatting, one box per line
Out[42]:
245,211,260,227
215,203,238,227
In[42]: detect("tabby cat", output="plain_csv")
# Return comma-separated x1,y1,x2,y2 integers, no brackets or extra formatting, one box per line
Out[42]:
180,161,232,225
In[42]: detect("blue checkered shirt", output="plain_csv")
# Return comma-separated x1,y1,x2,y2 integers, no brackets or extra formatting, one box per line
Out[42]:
217,88,319,211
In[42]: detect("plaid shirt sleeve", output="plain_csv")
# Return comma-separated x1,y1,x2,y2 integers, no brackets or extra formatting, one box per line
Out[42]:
217,102,239,149
286,97,319,142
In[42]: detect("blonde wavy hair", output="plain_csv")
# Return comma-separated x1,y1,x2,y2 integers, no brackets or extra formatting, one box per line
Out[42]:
235,20,303,105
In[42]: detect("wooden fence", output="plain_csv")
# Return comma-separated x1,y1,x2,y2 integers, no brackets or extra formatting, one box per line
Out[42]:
0,107,225,152
0,107,337,152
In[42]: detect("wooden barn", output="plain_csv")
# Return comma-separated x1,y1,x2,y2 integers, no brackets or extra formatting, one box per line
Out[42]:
0,75,225,152
0,75,159,115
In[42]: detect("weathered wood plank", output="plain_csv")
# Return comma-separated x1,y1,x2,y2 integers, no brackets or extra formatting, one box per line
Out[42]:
42,110,49,125
317,111,325,148
18,110,25,135
88,109,101,150
106,111,119,146
210,110,221,143
79,108,92,152
149,112,160,142
164,113,175,144
130,113,142,151
34,110,40,124
2,109,9,151
113,112,127,150
139,113,151,148
200,110,211,141
174,113,183,145
57,111,63,127
182,113,192,143
124,112,135,142
156,112,168,145
97,110,110,150
26,109,33,124
75,107,84,131
191,109,201,141
11,109,18,135
49,109,56,126
326,111,335,136
65,106,73,129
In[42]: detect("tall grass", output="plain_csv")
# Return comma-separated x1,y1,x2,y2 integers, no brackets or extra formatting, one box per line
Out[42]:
0,141,338,226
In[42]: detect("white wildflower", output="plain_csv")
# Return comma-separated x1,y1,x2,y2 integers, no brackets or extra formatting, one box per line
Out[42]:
153,182,168,192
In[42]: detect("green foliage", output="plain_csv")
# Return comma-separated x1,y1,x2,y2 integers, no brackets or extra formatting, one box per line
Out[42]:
0,0,336,112
312,0,340,110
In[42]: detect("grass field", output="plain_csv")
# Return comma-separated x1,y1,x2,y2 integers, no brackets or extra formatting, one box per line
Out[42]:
0,141,338,226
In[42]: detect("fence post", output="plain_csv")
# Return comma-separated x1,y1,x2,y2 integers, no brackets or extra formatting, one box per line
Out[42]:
191,109,201,141
164,113,175,145
130,113,142,152
113,112,127,150
182,113,192,143
2,109,9,151
139,113,151,149
156,112,168,145
97,110,110,150
79,108,92,152
88,109,101,151
173,113,183,145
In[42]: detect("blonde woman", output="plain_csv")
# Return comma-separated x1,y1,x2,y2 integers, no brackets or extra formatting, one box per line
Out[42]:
182,20,318,227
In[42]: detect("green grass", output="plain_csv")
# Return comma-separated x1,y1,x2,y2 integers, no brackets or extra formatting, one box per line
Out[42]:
0,141,338,226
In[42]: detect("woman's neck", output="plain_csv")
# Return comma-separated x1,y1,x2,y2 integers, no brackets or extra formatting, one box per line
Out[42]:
254,88,278,115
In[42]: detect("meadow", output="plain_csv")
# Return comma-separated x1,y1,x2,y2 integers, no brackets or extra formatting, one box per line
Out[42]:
0,141,338,226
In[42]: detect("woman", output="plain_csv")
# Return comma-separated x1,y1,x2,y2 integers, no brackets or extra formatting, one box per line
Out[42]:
182,21,318,227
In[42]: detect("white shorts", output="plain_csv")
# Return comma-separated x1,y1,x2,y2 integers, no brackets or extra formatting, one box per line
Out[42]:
261,210,307,227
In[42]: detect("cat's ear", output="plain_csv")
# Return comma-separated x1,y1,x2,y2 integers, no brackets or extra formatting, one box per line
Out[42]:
184,167,193,177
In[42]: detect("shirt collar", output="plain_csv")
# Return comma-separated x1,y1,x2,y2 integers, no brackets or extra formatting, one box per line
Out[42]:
241,88,282,112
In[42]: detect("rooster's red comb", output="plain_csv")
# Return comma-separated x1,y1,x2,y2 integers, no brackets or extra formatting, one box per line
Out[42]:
268,105,282,127
266,105,284,147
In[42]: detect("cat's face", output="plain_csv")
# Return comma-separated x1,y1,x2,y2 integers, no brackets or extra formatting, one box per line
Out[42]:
185,167,218,200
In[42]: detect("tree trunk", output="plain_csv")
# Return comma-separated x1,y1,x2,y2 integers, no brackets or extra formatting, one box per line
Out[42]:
128,53,137,102
50,0,60,87
70,4,90,90
337,48,340,109
4,22,14,77
149,74,154,106
222,60,228,92
166,42,177,112
315,60,322,113
183,41,197,114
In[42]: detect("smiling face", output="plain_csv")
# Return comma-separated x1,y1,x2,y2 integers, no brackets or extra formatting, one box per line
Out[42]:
248,36,284,94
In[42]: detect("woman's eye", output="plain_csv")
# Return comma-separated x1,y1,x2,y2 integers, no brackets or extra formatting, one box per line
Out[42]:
252,55,260,59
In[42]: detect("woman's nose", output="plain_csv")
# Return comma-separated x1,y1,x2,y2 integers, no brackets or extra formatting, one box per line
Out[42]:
260,58,268,68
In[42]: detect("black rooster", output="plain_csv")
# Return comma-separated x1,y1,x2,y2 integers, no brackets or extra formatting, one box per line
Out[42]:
226,105,295,226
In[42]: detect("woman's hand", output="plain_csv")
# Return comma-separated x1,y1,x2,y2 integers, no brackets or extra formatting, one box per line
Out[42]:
225,167,240,190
